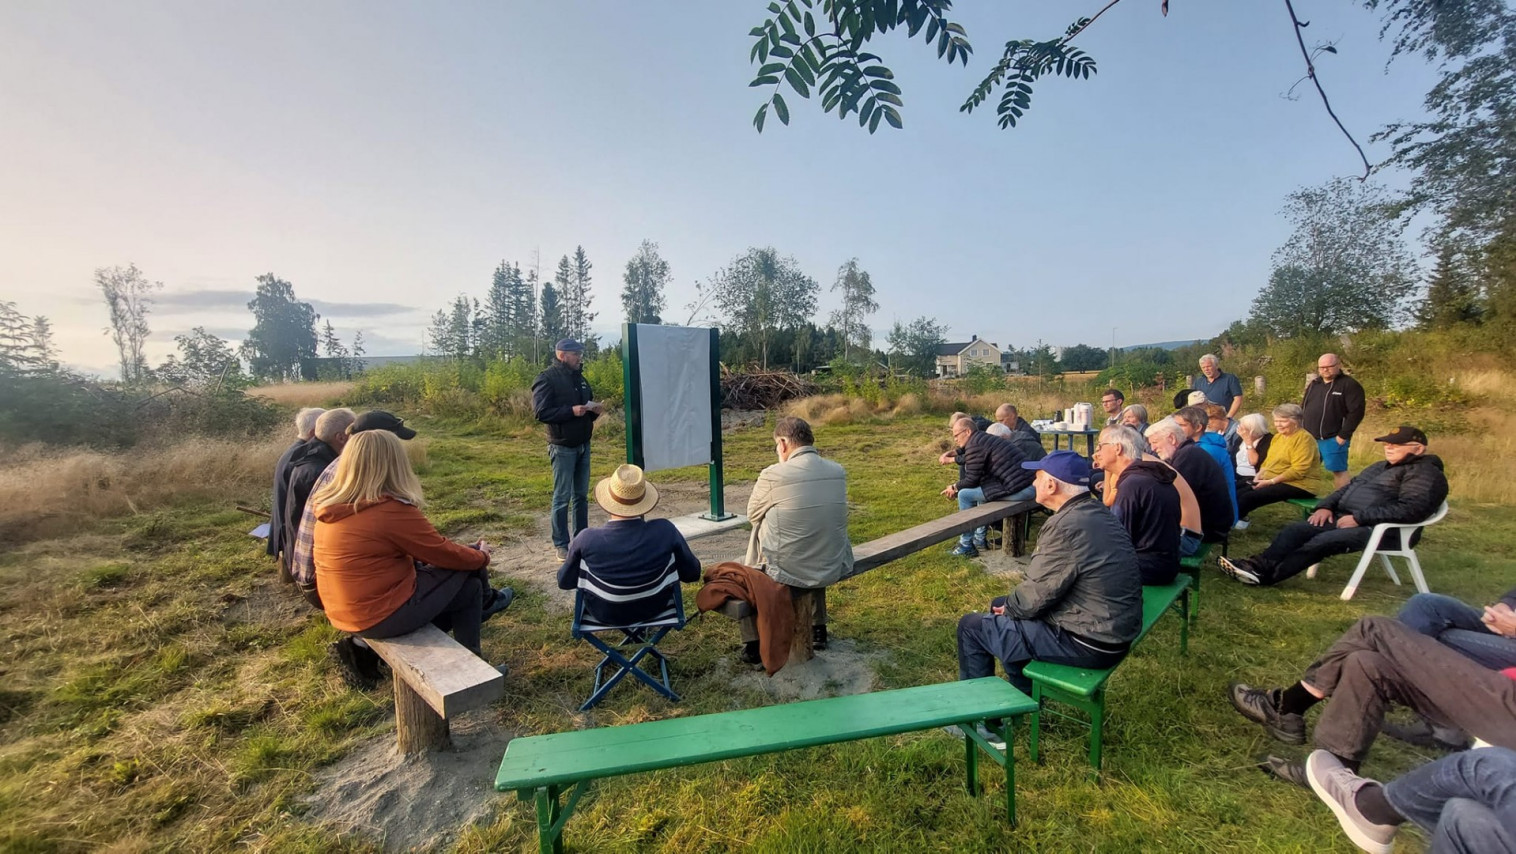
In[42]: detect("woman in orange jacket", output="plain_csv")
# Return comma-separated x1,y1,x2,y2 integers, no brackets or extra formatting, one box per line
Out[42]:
312,430,508,663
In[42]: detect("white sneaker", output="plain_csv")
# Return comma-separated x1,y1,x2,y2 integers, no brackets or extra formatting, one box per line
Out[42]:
1233,519,1250,531
943,722,1006,751
1305,750,1397,854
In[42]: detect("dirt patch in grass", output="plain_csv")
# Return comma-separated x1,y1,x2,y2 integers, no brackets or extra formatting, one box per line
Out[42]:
730,638,886,701
301,712,508,852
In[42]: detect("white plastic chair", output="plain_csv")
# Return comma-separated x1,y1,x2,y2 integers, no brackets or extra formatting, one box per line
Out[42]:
1305,501,1450,601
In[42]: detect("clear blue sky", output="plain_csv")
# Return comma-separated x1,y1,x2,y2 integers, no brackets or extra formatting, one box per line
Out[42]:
0,1,1440,375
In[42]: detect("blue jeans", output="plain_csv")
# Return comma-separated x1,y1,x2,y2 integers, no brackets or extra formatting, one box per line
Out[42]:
957,487,988,547
1399,593,1516,671
1385,747,1516,854
1179,529,1203,557
956,609,1124,694
549,442,591,549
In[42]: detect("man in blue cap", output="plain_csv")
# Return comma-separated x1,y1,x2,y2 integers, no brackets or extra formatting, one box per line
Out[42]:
532,338,603,559
953,450,1143,745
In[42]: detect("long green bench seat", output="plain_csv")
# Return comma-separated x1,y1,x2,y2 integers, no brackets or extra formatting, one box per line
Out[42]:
1021,578,1191,773
495,677,1038,854
1286,496,1320,517
1177,542,1211,624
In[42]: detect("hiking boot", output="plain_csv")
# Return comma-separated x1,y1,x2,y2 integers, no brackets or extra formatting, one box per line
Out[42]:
1380,717,1470,752
943,722,1007,752
1258,754,1310,789
1228,683,1307,744
812,625,828,650
1218,556,1262,585
329,637,381,690
949,543,979,558
555,547,569,561
483,586,515,621
740,640,763,666
1305,750,1397,854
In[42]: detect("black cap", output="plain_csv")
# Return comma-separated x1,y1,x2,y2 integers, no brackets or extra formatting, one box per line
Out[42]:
554,337,584,352
350,410,416,440
1374,425,1427,445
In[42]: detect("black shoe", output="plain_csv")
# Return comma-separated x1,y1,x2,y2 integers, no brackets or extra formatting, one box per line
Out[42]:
1228,683,1307,745
812,625,828,650
1218,556,1262,585
1259,754,1310,788
1381,718,1470,752
330,637,381,690
740,640,763,666
483,586,515,621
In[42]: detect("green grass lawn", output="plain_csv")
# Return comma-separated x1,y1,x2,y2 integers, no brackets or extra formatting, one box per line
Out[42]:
1,413,1510,853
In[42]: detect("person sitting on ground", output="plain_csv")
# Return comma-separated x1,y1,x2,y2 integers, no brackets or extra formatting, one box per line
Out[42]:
737,416,853,661
269,406,324,570
1100,389,1125,425
280,408,356,568
942,415,1035,557
558,464,701,628
1145,418,1235,546
1227,615,1516,789
1234,403,1321,530
1092,425,1180,585
1305,746,1516,854
312,430,506,671
1233,412,1273,492
954,450,1142,745
1219,425,1448,587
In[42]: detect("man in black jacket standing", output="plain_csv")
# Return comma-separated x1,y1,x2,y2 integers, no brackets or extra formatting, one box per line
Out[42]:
1220,425,1448,588
533,338,602,560
941,415,1034,557
1303,353,1366,489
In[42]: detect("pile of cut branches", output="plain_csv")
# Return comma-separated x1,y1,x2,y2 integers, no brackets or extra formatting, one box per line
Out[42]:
720,367,818,410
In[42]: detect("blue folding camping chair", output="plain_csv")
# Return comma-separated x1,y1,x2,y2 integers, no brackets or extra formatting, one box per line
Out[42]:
570,563,687,710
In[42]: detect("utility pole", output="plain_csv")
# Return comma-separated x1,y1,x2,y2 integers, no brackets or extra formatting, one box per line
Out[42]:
531,246,541,364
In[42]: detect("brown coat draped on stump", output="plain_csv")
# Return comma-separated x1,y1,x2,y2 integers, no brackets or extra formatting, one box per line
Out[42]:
695,562,794,675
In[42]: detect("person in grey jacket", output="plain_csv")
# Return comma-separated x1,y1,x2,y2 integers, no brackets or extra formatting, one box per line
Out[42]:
739,416,853,657
955,450,1143,694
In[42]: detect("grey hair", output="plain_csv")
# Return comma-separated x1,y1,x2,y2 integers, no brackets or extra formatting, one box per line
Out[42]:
1237,412,1270,439
294,407,325,440
1098,424,1143,460
314,408,357,443
987,422,1012,438
1199,354,1219,366
1145,418,1187,447
1272,403,1305,425
949,411,970,428
1120,403,1149,424
1050,478,1089,497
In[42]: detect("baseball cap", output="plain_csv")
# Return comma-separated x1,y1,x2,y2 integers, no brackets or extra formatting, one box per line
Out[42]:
1020,449,1091,485
1374,425,1427,445
349,410,417,440
554,338,584,353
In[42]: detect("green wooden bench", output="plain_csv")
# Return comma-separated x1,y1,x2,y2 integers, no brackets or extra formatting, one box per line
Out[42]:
1177,542,1211,624
1286,496,1319,517
495,677,1038,854
1022,578,1191,773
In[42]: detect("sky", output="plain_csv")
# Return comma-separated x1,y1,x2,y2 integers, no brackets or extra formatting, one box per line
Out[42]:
0,1,1443,377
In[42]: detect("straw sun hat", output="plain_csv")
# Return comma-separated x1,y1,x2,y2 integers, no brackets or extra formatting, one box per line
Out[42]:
594,464,660,517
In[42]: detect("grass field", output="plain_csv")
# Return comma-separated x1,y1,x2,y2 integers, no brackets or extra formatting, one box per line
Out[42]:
1,397,1512,853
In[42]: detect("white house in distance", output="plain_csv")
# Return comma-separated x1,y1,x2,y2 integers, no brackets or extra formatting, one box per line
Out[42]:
935,335,1003,377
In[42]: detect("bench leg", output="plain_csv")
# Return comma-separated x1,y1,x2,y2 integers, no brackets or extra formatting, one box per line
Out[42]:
1029,684,1042,764
789,589,817,664
394,674,450,754
1179,589,1190,655
964,727,978,797
1005,728,1016,826
528,781,588,854
1089,693,1105,774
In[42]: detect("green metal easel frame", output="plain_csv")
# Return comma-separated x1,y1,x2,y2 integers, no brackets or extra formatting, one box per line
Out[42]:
621,323,733,522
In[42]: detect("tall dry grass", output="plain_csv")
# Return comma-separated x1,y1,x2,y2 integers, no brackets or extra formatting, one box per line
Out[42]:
247,380,356,408
0,435,289,543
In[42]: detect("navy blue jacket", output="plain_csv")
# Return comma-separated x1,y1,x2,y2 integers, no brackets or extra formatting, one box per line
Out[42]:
1110,461,1181,586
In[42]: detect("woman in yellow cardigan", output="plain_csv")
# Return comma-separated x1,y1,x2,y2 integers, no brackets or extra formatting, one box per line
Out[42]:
1234,403,1321,529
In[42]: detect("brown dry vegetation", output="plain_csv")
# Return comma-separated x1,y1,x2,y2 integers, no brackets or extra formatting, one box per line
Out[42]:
247,381,357,408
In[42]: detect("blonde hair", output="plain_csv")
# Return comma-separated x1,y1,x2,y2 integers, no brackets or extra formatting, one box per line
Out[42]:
313,430,424,509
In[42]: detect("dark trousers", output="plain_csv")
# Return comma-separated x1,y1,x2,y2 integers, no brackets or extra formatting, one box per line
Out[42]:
1301,617,1516,763
1252,521,1375,585
356,564,488,656
1399,593,1516,671
1385,747,1516,854
1236,482,1315,520
957,610,1124,694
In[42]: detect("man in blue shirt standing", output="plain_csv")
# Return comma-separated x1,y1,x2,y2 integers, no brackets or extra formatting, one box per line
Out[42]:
1194,354,1243,419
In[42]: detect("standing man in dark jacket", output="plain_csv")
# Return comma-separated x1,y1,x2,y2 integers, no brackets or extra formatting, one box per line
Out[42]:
955,450,1142,704
1220,426,1448,588
532,338,602,560
1094,425,1180,586
1303,353,1366,489
942,416,1035,557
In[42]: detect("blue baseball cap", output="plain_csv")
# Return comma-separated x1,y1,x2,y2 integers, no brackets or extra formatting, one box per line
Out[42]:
1021,449,1091,485
554,338,584,353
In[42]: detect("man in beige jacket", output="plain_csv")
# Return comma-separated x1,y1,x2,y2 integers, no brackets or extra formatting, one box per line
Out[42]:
739,416,853,661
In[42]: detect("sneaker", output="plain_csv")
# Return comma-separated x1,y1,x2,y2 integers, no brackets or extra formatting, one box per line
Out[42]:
329,637,381,690
972,537,989,550
1258,753,1310,789
555,547,569,561
1380,718,1470,752
812,624,828,650
1233,519,1250,531
1305,750,1397,854
949,543,979,558
482,586,515,621
739,640,763,666
1218,556,1261,585
943,722,1007,751
1227,683,1307,744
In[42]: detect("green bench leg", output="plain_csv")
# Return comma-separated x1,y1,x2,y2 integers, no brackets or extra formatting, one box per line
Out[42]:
1088,691,1104,773
528,781,588,854
960,717,1018,826
1178,589,1190,655
1029,685,1042,764
964,726,978,797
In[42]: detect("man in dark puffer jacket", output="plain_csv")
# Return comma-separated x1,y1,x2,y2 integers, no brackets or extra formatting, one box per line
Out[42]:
941,415,1035,557
1220,425,1448,587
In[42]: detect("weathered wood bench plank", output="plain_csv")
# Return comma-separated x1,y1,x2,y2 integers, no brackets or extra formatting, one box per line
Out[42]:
365,624,505,754
847,499,1041,578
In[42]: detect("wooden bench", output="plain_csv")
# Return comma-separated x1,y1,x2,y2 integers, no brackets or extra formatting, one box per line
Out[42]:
715,499,1043,664
1022,578,1191,773
363,625,504,754
495,677,1038,854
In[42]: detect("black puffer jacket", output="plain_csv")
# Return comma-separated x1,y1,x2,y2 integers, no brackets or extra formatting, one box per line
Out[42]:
955,430,1034,500
281,437,338,559
1320,453,1448,527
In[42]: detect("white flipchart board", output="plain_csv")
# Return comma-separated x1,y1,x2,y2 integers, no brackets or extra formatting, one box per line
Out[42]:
633,324,713,472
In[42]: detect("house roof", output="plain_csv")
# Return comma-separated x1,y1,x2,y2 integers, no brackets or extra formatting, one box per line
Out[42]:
936,340,1000,357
